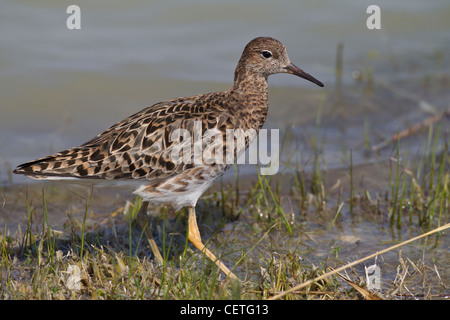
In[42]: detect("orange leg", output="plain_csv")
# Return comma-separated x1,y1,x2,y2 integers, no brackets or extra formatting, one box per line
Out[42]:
188,206,238,280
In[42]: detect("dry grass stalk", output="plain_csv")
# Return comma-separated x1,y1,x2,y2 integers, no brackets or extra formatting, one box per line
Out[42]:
371,108,450,152
268,223,450,300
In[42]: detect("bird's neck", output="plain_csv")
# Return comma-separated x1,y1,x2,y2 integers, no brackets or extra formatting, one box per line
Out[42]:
231,64,269,99
230,62,269,106
227,68,269,131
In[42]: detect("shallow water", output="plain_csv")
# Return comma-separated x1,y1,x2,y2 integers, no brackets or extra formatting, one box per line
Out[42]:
1,0,450,182
0,1,449,297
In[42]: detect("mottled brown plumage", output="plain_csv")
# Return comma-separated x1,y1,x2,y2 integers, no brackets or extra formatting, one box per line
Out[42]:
14,37,323,279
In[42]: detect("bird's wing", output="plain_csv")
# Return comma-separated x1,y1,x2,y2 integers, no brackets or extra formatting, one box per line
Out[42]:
14,94,234,181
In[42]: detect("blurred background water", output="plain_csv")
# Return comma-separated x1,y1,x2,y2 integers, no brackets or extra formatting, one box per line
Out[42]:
1,0,449,184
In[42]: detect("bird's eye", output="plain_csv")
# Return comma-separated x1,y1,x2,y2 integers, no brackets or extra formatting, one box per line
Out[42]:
261,50,272,59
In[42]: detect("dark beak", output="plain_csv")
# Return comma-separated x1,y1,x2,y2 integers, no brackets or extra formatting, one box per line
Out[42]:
284,63,324,87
